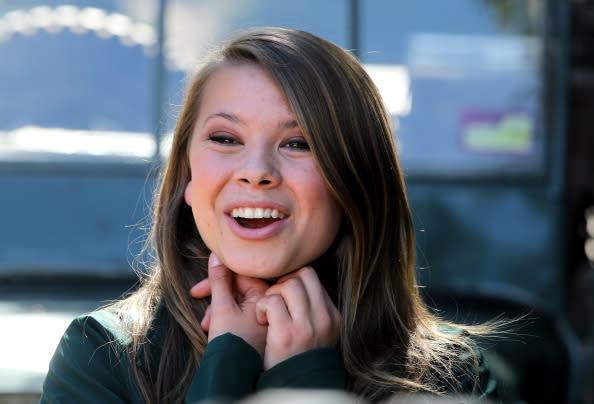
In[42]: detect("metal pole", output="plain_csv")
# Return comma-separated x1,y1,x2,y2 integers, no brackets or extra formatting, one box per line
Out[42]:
350,0,360,59
153,0,167,160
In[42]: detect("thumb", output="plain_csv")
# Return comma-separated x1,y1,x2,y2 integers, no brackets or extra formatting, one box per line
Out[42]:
208,253,234,306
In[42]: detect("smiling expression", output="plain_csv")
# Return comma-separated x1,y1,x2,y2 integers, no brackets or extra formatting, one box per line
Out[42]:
184,63,343,279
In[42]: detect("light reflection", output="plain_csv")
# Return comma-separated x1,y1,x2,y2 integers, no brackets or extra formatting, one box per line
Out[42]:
0,127,173,159
0,5,410,157
0,6,158,60
30,6,57,31
4,9,37,36
79,7,107,32
407,32,540,79
0,62,409,159
54,5,79,30
365,64,411,116
0,313,72,373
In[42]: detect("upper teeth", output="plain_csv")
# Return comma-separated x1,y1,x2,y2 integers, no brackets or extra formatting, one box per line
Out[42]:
231,207,286,219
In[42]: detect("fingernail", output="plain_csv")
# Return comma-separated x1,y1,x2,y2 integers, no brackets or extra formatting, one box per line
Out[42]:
209,253,221,267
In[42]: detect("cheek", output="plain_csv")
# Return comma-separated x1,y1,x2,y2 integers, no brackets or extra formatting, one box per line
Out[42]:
187,156,227,234
189,155,225,199
317,192,343,235
300,166,343,232
188,175,219,250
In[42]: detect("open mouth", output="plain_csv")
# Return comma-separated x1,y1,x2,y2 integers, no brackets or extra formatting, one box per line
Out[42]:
235,217,281,229
230,207,287,229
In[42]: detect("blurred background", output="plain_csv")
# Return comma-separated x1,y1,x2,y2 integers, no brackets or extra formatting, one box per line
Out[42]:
0,0,592,402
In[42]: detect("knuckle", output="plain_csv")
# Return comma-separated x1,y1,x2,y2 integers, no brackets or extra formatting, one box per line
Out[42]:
244,285,265,299
317,313,333,334
298,323,315,341
210,267,230,282
212,301,235,316
283,277,302,291
265,284,281,296
271,328,293,348
298,266,315,278
280,328,294,343
268,294,285,306
299,266,320,285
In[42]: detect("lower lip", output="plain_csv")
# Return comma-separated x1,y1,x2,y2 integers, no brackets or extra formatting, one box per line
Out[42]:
224,214,289,240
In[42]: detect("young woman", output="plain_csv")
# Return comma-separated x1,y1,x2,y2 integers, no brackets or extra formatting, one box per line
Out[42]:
41,27,497,403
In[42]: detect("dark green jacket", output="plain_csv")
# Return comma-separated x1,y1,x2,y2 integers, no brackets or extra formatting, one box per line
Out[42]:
39,306,345,403
40,306,496,403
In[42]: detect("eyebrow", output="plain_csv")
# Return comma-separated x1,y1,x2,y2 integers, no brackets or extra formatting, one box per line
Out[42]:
280,119,299,130
204,112,243,125
204,112,299,130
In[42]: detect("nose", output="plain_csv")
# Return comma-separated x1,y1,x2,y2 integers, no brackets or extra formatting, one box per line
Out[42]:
235,147,281,188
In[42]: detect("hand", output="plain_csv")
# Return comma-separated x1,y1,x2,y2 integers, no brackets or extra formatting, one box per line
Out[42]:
190,253,269,357
256,266,341,370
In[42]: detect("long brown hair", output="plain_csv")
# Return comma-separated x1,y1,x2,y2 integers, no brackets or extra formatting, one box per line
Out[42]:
115,27,490,403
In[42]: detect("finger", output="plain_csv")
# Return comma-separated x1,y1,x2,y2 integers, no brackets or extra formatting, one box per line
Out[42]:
190,278,211,299
256,294,291,327
280,267,340,329
201,305,212,331
208,253,235,307
256,303,268,325
234,274,269,303
266,277,310,321
283,266,329,310
301,269,341,327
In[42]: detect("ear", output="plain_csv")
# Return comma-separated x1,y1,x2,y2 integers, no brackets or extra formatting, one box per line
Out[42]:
184,180,193,207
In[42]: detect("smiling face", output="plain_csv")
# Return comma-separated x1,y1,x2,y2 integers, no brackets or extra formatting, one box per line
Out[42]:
184,63,343,280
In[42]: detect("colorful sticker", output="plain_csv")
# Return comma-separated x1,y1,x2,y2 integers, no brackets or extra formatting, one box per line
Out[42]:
461,111,534,154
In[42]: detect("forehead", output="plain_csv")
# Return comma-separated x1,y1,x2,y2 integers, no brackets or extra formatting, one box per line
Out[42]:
198,63,291,114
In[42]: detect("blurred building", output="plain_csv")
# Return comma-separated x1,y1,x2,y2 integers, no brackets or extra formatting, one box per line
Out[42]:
0,1,592,403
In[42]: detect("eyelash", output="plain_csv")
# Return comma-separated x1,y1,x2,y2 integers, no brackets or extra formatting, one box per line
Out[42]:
207,133,309,151
208,133,238,145
284,139,310,151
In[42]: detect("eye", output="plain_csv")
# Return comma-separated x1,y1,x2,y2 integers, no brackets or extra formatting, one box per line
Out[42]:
208,133,239,145
283,138,310,151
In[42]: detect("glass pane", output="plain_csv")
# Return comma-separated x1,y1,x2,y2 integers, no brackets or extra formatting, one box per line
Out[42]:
0,0,159,160
162,0,349,133
361,0,545,177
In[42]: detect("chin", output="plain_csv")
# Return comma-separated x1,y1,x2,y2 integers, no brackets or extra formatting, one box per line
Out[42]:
222,257,297,281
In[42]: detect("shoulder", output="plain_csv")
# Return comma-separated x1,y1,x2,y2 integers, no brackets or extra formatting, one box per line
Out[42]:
76,307,132,345
40,307,140,403
435,325,498,399
51,307,134,376
55,307,133,361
